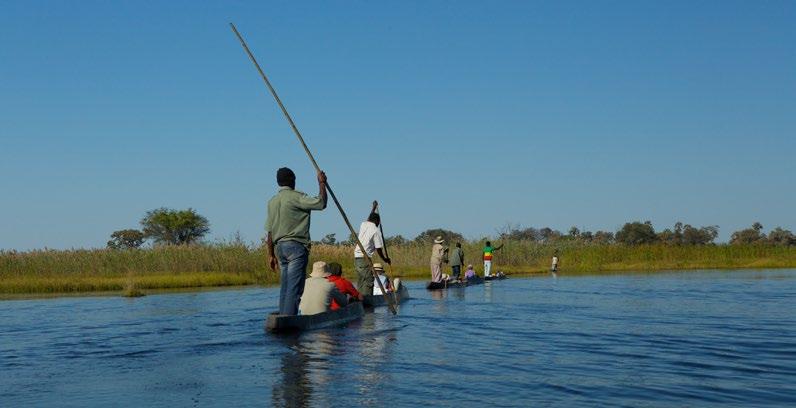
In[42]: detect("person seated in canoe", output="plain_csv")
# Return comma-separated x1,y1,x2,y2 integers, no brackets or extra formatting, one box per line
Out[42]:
464,264,477,281
326,262,362,311
372,263,394,295
298,261,348,315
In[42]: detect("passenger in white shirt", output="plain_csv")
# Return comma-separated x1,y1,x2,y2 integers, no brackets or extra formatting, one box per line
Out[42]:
353,212,391,294
372,263,393,295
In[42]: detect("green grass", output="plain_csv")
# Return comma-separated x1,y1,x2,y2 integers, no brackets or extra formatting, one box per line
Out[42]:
1,242,795,296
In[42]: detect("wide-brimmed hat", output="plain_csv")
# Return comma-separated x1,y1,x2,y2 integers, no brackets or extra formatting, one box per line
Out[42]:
434,236,445,244
373,263,385,272
467,264,473,269
310,261,330,278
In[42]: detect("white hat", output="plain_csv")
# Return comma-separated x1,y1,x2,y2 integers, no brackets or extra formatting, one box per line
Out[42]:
434,236,445,244
310,261,330,278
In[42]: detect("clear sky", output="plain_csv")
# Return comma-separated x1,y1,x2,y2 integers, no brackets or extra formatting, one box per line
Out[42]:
1,1,794,250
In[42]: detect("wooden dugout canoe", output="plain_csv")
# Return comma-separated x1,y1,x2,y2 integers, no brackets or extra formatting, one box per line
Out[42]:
265,301,365,333
362,284,410,308
426,276,485,290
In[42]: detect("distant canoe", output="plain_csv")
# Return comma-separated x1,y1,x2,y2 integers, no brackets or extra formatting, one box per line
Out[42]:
483,273,507,281
426,276,484,290
363,283,410,308
265,301,365,333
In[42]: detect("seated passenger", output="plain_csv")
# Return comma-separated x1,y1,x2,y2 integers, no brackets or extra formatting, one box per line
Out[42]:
326,262,363,311
372,263,394,296
464,264,477,280
298,261,348,315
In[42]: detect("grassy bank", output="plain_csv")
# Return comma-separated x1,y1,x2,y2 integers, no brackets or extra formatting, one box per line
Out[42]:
2,242,796,295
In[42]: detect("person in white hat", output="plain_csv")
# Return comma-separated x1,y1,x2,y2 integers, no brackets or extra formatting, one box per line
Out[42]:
298,261,348,315
429,236,447,283
372,263,394,296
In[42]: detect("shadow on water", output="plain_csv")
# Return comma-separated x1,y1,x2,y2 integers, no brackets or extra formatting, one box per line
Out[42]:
269,312,400,407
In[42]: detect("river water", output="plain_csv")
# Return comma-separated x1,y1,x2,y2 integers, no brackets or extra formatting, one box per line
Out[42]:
1,269,795,407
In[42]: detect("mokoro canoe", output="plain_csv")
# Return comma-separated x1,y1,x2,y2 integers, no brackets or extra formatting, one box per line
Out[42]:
484,274,507,281
265,301,365,333
363,284,410,308
426,277,484,290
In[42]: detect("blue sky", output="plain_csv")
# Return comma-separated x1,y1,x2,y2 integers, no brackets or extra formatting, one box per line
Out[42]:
1,1,794,249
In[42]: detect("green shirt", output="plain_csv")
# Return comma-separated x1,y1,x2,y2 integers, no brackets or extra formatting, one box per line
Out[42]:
449,247,464,266
266,187,325,246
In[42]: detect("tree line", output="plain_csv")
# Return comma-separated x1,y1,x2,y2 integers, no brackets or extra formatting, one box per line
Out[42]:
108,209,795,250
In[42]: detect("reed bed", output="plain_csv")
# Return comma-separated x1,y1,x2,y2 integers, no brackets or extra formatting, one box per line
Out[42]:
1,242,795,295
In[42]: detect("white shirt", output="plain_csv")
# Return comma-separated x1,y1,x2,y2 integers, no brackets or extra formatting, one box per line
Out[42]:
552,256,559,265
373,274,389,295
354,221,384,258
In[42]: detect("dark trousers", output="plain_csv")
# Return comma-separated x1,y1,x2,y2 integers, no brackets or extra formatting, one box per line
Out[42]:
354,257,373,295
276,240,309,315
451,265,461,279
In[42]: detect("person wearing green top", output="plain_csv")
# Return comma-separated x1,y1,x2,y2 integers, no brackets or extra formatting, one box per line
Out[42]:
266,167,328,315
449,242,464,281
482,241,504,277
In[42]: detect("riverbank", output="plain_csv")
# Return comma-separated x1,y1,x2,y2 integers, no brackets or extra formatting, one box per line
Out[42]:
2,242,795,296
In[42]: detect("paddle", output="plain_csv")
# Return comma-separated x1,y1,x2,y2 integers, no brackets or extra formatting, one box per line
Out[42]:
230,23,397,315
372,200,397,299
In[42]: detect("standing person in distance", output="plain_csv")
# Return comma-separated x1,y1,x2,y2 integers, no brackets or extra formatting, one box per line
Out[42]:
482,241,504,277
266,167,328,315
430,236,446,283
449,242,465,281
551,250,559,273
353,211,391,295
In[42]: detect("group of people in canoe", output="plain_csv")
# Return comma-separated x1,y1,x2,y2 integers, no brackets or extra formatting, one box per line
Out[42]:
429,237,508,284
265,167,398,316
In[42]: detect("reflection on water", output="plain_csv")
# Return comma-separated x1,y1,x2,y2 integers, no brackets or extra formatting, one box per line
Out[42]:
2,270,796,407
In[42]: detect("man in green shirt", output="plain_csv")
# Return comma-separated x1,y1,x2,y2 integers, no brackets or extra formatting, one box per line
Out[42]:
449,242,464,281
266,167,327,315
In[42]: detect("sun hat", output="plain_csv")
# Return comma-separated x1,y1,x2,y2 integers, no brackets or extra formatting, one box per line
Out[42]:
373,263,385,272
467,264,473,269
434,236,445,244
310,261,330,278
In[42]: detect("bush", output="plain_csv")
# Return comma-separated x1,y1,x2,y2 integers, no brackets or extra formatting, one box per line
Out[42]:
730,222,766,245
107,229,145,249
616,221,658,245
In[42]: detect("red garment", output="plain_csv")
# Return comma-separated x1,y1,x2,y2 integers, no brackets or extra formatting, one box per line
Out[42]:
327,275,361,310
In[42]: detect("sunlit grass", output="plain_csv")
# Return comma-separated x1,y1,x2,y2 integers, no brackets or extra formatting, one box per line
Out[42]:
1,242,794,295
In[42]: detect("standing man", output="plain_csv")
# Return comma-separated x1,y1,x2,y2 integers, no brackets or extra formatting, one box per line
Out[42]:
266,167,328,315
353,212,391,294
551,250,559,272
482,241,504,277
449,242,465,281
430,236,446,283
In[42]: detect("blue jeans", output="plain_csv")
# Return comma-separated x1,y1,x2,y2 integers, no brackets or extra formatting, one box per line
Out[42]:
276,240,309,315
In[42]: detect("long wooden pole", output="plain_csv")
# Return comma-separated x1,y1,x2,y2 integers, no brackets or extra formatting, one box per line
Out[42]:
230,23,396,315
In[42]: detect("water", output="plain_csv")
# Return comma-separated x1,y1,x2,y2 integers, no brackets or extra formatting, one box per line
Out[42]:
2,269,795,407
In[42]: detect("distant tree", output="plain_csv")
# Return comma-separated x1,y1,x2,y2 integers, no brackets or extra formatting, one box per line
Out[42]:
107,229,145,249
767,227,796,246
414,228,464,244
580,230,594,242
320,233,337,245
681,224,719,245
615,221,658,245
592,231,614,244
141,208,210,245
385,235,408,246
730,222,766,245
499,226,539,241
538,227,562,242
568,226,580,238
